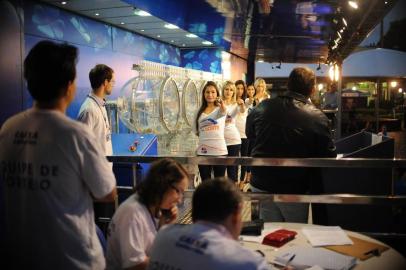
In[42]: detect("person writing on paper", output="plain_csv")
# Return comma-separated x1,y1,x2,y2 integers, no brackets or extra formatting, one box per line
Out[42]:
106,158,188,270
147,178,271,270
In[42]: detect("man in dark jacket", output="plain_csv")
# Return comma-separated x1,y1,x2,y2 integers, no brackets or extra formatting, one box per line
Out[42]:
246,67,336,222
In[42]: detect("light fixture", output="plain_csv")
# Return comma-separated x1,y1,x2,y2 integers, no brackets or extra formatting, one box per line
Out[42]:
186,33,198,38
61,1,67,4
329,64,340,81
133,9,151,16
340,28,344,33
337,31,342,38
348,1,359,9
202,41,213,45
120,22,125,25
257,59,264,63
391,81,398,88
170,40,174,43
342,17,348,27
398,88,403,93
318,84,324,91
157,35,161,38
385,1,388,4
182,44,186,47
140,29,145,32
352,86,357,91
164,23,179,29
95,13,100,16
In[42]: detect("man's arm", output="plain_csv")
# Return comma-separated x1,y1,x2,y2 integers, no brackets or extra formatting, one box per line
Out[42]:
94,186,117,202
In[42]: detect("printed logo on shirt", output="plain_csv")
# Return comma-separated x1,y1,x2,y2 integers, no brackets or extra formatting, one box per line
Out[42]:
2,161,57,191
175,234,209,255
199,118,218,129
225,114,233,124
13,131,38,145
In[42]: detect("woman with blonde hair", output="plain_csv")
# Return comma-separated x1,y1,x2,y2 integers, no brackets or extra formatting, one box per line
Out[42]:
222,81,245,182
254,78,269,104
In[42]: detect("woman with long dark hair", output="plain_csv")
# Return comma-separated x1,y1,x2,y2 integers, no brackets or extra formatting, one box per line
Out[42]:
194,81,227,181
106,158,189,270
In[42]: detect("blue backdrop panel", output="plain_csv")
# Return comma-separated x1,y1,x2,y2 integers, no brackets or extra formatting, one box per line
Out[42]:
181,48,222,73
112,133,158,188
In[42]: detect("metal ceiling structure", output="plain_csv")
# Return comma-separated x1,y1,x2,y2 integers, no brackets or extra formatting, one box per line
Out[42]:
41,0,397,64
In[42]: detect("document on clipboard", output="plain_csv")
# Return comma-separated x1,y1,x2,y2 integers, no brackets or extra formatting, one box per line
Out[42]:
325,235,389,260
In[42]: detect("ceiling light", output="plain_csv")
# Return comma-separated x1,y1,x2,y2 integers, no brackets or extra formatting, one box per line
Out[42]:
342,18,347,27
120,22,125,25
133,9,151,16
352,86,357,90
140,29,145,32
164,23,179,29
337,31,342,38
157,35,161,38
202,41,213,45
399,88,403,93
186,33,198,38
340,29,344,33
182,44,186,47
171,40,174,43
95,13,100,16
61,1,67,4
391,81,398,87
257,59,264,63
348,1,359,9
385,1,388,4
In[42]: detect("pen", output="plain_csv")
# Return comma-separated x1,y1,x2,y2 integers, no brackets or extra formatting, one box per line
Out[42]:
283,254,296,270
364,248,380,257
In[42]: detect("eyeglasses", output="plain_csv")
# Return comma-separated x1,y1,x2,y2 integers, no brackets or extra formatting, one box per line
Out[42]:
170,184,184,197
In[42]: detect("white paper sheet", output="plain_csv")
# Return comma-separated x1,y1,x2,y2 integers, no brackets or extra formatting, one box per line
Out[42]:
302,226,353,247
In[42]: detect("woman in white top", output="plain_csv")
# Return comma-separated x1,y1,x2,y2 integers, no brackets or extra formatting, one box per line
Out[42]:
106,158,188,270
222,81,245,182
254,78,269,104
235,80,249,182
194,81,227,181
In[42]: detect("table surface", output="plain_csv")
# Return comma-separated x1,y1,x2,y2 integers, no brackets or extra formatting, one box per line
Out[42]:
241,222,406,270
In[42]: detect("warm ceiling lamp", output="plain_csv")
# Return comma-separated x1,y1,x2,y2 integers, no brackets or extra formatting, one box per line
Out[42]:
391,81,398,88
133,9,151,16
348,1,359,9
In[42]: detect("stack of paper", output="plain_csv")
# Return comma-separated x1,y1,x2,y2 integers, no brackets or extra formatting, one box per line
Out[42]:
302,226,353,247
274,246,357,270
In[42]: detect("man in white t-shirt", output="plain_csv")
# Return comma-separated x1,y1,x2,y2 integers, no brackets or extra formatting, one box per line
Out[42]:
78,64,115,157
147,178,271,270
0,41,117,269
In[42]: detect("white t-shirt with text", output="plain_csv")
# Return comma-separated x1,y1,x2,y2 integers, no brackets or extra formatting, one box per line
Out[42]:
148,222,271,270
194,107,227,156
0,108,116,269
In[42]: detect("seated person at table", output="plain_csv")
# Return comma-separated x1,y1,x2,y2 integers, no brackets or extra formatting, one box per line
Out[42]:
106,158,189,270
147,178,271,270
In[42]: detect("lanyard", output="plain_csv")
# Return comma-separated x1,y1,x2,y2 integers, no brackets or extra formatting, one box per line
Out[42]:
88,94,110,130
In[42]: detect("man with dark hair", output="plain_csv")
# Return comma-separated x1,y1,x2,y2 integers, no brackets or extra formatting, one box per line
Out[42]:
0,41,117,269
78,64,115,157
147,178,270,270
246,66,336,222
